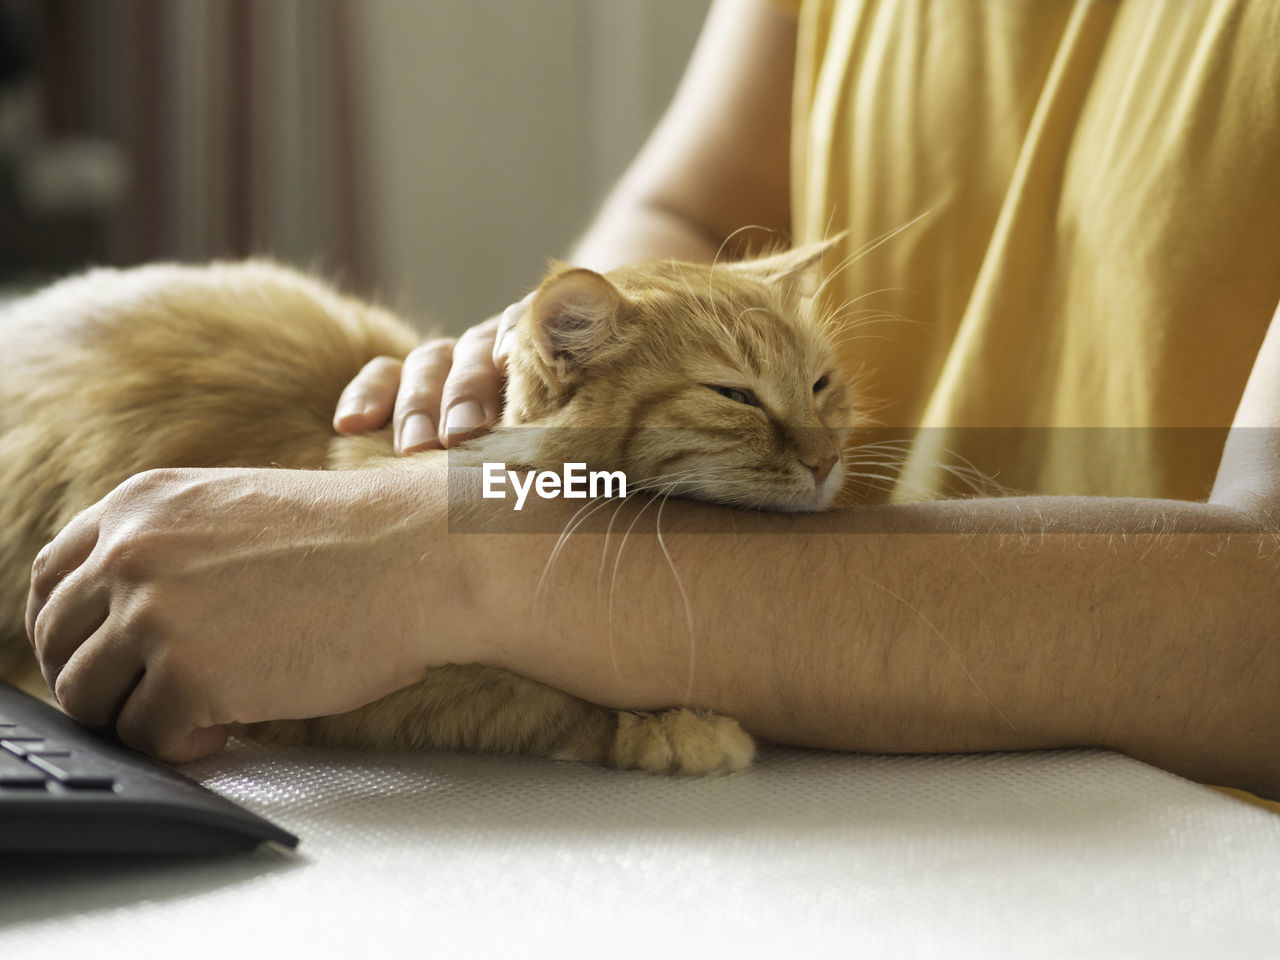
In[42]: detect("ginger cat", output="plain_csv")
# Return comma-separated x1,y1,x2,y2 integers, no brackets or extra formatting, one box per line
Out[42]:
0,242,861,775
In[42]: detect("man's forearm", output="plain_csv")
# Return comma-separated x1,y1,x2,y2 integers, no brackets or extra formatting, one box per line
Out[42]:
456,488,1279,797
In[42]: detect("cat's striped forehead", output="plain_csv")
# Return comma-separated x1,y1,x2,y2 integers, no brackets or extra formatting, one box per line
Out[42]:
609,261,830,378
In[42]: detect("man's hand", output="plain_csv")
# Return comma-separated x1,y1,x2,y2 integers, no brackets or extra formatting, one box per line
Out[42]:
25,467,457,763
332,295,532,454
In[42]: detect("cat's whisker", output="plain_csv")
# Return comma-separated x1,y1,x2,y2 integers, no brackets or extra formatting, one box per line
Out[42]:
844,455,1009,501
844,451,908,465
823,303,906,322
536,492,625,608
587,467,749,608
841,471,906,495
533,460,652,562
854,435,1011,499
821,311,920,345
710,224,778,294
532,465,738,611
844,463,906,481
595,486,635,599
820,207,841,251
825,331,910,348
653,481,697,707
814,291,919,337
809,207,936,307
927,460,1011,499
736,306,773,323
606,481,706,675
676,269,737,347
823,309,916,334
597,492,652,683
589,472,733,689
842,456,909,470
847,443,907,458
537,464,752,614
830,285,919,310
844,452,911,465
580,478,717,672
848,437,916,448
844,451,910,467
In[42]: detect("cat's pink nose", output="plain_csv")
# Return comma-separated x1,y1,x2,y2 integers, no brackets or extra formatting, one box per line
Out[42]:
803,455,838,486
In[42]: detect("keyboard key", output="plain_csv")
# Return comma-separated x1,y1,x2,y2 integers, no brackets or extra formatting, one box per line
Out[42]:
22,740,73,757
0,752,47,787
0,725,42,740
27,755,117,790
2,739,73,758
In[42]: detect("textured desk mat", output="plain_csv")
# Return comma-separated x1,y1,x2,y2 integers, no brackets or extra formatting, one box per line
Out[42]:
2,742,1278,958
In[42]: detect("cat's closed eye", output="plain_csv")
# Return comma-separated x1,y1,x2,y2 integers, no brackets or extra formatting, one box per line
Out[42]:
705,384,760,407
813,373,830,393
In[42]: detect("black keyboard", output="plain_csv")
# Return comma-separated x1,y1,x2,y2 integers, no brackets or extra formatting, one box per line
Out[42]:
0,680,298,855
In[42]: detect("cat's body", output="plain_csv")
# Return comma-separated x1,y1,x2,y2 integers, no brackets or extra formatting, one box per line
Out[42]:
0,246,858,774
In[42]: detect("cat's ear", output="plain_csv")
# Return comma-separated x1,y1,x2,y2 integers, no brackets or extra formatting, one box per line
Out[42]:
727,233,846,296
526,266,637,382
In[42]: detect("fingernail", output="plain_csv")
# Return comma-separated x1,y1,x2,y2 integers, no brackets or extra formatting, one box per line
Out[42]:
494,330,513,365
335,396,369,424
399,412,438,452
445,400,485,436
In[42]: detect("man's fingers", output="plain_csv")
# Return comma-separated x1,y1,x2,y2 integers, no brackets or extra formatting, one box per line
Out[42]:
343,300,527,453
439,317,503,449
30,569,110,695
393,338,457,454
54,622,144,728
492,292,534,373
26,507,102,645
115,669,229,764
333,355,404,434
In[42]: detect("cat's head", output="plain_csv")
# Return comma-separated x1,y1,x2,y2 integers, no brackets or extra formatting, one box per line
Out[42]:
499,239,863,512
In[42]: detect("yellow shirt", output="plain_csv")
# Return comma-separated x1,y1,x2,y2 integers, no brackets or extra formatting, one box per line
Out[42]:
782,0,1280,501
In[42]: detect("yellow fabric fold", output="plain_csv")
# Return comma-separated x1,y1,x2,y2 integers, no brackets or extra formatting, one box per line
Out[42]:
789,0,1280,501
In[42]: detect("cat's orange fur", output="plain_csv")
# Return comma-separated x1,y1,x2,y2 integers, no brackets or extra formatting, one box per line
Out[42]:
0,242,861,774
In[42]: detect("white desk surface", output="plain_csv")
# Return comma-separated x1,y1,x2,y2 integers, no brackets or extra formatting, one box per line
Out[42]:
2,741,1277,959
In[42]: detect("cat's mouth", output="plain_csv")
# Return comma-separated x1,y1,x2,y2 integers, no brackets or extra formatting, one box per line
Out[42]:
804,457,846,511
763,457,846,512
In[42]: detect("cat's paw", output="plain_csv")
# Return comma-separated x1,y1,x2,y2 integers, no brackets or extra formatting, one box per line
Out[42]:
607,708,755,775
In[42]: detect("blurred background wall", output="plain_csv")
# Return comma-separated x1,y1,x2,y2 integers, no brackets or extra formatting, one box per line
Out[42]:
0,0,712,332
